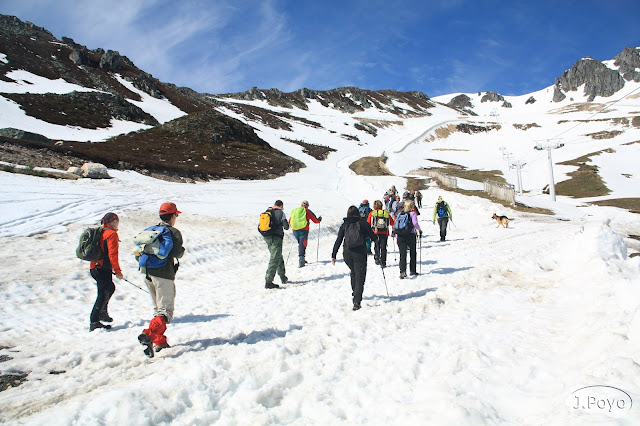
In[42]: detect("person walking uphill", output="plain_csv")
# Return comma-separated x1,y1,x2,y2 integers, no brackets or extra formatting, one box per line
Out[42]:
394,200,422,279
432,196,452,242
89,212,123,332
289,200,322,267
331,205,378,311
367,200,394,268
259,200,290,289
137,202,185,358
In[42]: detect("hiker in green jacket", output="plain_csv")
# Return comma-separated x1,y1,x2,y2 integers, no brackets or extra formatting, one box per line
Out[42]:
289,200,322,267
432,196,452,242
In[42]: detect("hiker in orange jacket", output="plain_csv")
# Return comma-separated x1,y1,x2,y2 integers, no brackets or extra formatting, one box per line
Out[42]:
89,212,123,332
289,200,322,267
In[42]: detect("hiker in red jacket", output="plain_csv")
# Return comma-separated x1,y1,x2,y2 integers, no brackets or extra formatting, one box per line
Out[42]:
289,200,322,267
89,212,123,332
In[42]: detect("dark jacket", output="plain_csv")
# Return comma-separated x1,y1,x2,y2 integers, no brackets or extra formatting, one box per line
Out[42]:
141,224,185,280
332,217,377,258
268,207,289,237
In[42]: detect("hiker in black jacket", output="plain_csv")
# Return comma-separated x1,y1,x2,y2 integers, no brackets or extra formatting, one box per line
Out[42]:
331,205,378,311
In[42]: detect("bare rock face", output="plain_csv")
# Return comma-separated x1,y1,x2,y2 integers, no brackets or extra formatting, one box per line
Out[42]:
614,47,640,82
81,162,110,179
553,57,626,102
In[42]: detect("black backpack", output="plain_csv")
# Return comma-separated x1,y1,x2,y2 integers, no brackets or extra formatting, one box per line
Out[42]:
344,222,365,249
437,201,447,218
76,226,104,261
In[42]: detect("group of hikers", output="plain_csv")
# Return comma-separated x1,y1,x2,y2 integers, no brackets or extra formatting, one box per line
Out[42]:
259,187,453,311
85,202,184,359
84,189,453,357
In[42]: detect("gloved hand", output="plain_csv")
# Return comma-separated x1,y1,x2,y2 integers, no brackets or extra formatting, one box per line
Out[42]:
318,216,322,222
419,230,423,237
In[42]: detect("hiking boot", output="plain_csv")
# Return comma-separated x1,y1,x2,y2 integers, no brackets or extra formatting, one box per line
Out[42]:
99,311,113,322
374,258,380,265
353,302,361,311
138,333,154,358
410,272,418,276
89,322,111,332
281,276,289,284
265,283,280,289
155,343,171,353
400,272,407,279
381,263,386,268
298,261,305,268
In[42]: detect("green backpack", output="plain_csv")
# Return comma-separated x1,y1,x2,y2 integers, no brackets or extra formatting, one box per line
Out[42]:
290,206,308,230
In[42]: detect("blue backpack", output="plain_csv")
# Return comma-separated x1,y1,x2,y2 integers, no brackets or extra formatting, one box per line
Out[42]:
437,201,447,218
134,225,174,269
395,212,413,235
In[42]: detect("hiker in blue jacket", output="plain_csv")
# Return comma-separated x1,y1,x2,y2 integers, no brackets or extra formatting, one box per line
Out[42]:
394,200,422,279
331,205,377,311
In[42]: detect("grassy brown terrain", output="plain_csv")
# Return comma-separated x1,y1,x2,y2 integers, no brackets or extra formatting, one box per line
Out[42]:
280,137,336,160
556,149,613,198
349,154,393,176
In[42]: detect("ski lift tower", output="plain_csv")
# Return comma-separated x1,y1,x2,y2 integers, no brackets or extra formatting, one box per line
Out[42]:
510,161,526,195
535,138,563,201
490,109,500,126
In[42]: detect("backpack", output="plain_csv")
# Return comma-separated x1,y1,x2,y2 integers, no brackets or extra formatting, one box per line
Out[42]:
290,206,308,230
258,209,274,236
344,222,365,249
437,201,448,218
395,212,413,235
133,225,174,269
371,210,390,232
76,226,104,261
359,203,371,218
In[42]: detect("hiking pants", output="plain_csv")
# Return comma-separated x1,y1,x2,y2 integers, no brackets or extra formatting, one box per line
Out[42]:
90,267,115,323
144,275,176,324
438,217,449,241
343,249,367,305
292,229,309,262
374,234,389,267
397,234,417,274
264,235,286,284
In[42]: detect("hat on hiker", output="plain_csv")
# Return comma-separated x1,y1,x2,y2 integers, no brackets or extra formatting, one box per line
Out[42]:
101,212,119,225
301,200,309,207
362,199,369,204
159,202,181,215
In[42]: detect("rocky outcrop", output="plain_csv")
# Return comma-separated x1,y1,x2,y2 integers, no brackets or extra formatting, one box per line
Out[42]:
553,57,626,102
81,162,110,179
130,72,162,98
0,128,52,143
99,50,124,70
525,96,536,104
69,47,90,66
217,87,434,116
481,91,512,108
614,47,640,82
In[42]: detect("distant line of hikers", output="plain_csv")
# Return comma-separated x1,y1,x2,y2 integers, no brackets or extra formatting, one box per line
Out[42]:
80,189,453,356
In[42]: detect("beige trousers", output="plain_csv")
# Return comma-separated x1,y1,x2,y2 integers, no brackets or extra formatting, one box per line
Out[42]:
144,275,176,323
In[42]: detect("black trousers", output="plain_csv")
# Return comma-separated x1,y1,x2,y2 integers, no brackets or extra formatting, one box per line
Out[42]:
90,267,115,323
374,234,389,266
438,217,449,241
343,249,367,304
397,234,417,274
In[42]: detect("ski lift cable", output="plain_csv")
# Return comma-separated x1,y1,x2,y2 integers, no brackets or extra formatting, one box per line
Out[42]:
552,85,640,142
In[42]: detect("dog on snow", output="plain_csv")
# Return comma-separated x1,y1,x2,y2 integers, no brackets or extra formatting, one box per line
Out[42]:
492,213,514,228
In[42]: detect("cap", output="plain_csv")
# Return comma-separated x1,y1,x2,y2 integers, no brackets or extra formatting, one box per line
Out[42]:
301,200,309,207
101,212,119,225
159,202,181,215
438,196,443,200
362,199,369,204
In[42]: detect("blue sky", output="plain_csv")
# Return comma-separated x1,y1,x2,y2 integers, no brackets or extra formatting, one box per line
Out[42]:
2,0,639,97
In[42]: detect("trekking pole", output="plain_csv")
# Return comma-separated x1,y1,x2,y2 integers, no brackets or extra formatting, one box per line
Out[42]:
392,235,397,262
380,263,390,297
316,221,321,262
114,272,149,294
285,234,294,266
419,234,422,275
